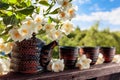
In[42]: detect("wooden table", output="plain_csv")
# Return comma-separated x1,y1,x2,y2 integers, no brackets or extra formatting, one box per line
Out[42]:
0,63,120,80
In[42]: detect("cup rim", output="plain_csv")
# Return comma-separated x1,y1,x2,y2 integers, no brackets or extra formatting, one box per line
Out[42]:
80,46,100,49
59,46,78,49
100,46,115,49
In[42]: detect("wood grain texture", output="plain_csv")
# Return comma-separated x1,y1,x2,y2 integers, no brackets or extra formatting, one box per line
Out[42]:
0,63,120,80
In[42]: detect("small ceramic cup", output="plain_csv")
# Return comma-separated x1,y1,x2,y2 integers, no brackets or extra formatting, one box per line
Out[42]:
59,46,78,69
100,47,116,63
81,46,100,65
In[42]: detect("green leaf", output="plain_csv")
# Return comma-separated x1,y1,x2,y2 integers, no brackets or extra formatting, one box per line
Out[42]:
48,16,60,24
49,17,60,23
1,0,8,3
0,11,7,17
3,17,10,26
16,3,27,8
0,2,9,10
16,13,26,21
39,1,50,6
16,0,31,8
0,55,8,59
48,17,52,23
6,11,13,16
3,15,19,26
36,7,40,14
8,0,17,4
7,37,13,42
0,10,12,17
38,29,45,34
49,8,59,14
17,6,34,15
25,0,32,7
69,0,72,2
1,26,13,36
17,0,24,3
1,30,8,36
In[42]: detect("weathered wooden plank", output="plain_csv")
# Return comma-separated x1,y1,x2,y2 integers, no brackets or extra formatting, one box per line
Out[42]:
97,75,110,80
0,63,120,80
109,73,120,80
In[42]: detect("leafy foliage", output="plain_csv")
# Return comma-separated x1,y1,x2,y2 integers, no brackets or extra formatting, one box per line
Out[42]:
0,0,61,39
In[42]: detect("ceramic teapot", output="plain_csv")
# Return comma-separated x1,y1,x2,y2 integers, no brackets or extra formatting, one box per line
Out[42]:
10,33,58,73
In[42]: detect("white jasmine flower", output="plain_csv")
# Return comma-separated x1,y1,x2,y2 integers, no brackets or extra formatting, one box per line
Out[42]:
96,53,104,64
18,26,33,40
80,60,91,70
0,38,4,44
52,62,60,72
40,0,48,2
34,24,43,33
0,58,10,75
21,17,33,24
0,42,14,54
67,7,76,19
2,58,10,72
56,0,63,5
56,0,72,9
61,21,74,35
58,59,64,71
0,43,5,52
58,11,68,20
54,30,63,40
99,53,103,58
79,54,87,60
18,27,29,36
0,61,4,75
22,18,35,31
51,59,64,72
47,30,63,40
34,15,43,24
47,60,53,71
44,23,56,32
62,0,71,7
3,42,14,54
76,55,92,70
112,55,120,63
9,28,23,42
34,15,43,33
47,31,54,40
0,38,5,52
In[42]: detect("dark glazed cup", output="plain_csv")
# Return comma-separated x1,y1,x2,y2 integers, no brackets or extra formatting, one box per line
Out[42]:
100,47,115,63
59,46,78,69
81,47,100,65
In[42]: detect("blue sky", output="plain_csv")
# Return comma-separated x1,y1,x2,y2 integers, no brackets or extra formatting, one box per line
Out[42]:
72,0,120,31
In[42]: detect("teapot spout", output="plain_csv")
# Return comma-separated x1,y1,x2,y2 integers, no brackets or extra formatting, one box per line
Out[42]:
46,40,58,49
40,40,58,68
